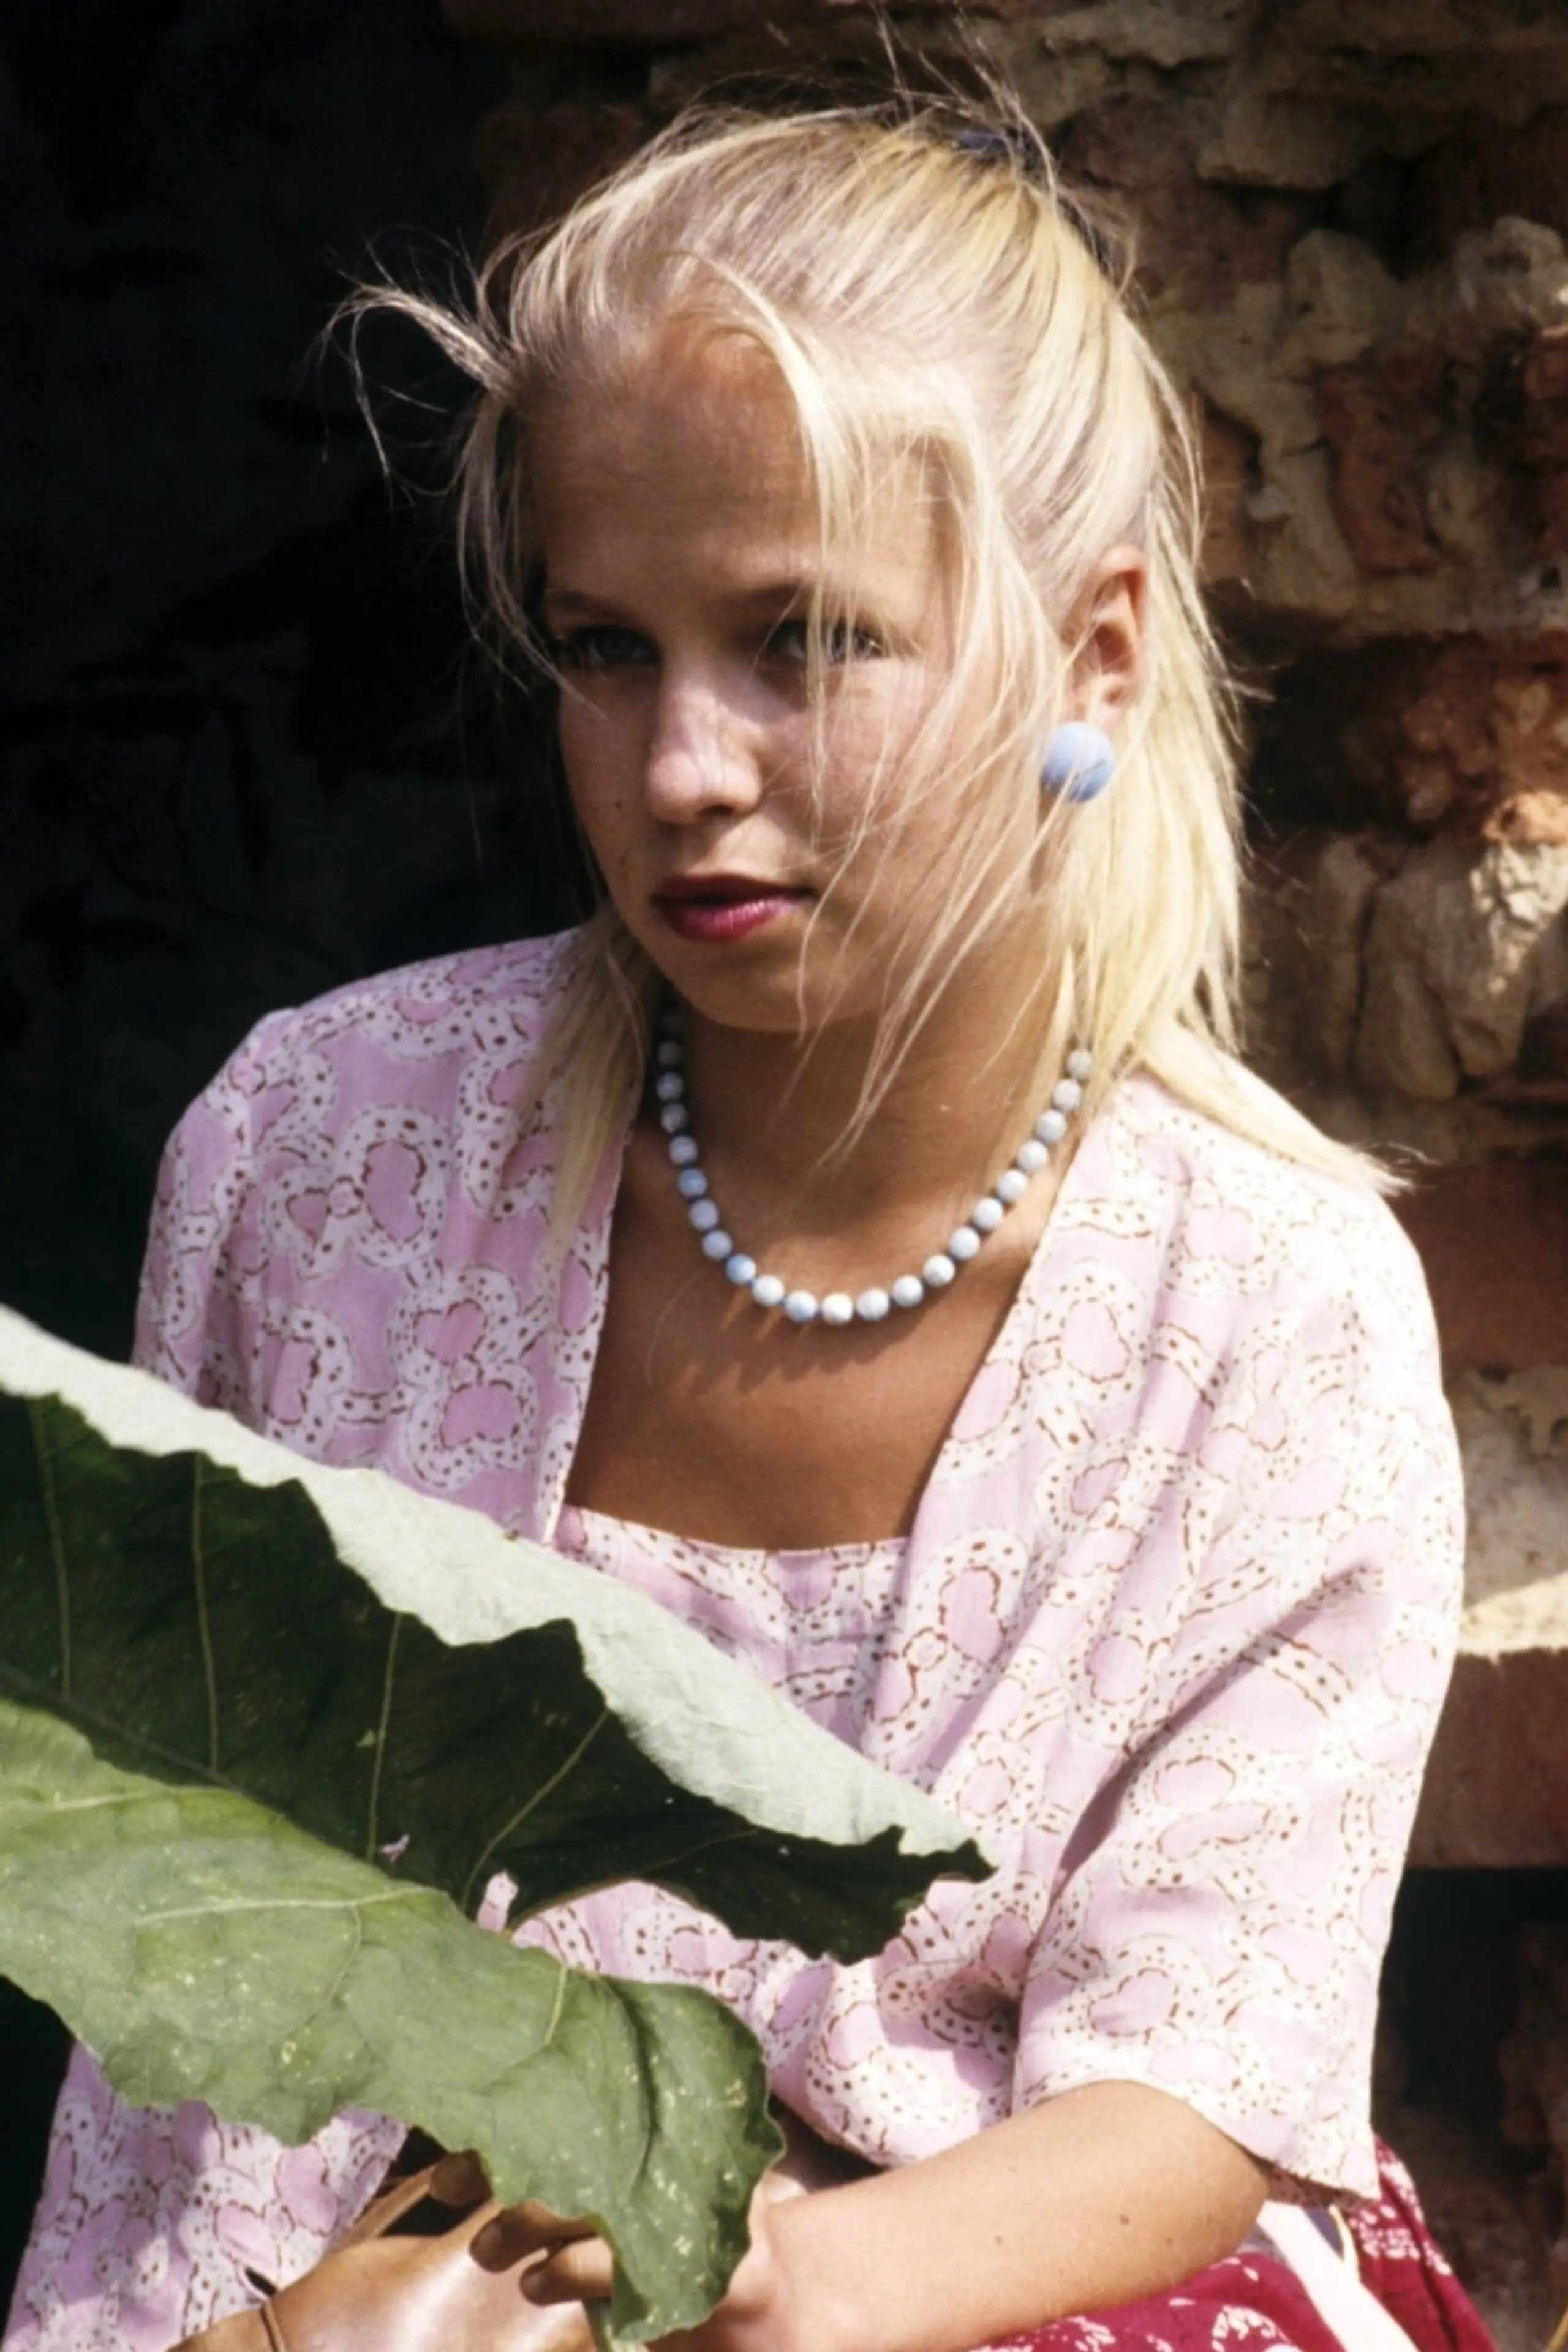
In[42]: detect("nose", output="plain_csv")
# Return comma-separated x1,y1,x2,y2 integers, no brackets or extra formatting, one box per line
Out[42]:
643,667,764,826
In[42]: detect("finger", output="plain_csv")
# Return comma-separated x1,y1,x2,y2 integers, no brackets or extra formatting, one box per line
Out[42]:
522,2236,616,2304
429,2149,492,2207
470,2202,598,2272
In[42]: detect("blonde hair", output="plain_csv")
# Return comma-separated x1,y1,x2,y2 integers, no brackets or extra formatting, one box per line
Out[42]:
353,99,1384,1229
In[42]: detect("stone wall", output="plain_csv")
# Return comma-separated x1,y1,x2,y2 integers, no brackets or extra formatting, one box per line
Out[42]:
435,3,1568,2334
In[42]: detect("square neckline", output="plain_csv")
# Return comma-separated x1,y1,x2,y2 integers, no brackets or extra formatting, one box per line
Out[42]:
549,1072,1131,1557
556,1497,910,1570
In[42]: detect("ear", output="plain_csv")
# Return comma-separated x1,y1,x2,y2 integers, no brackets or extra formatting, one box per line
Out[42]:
1064,544,1148,734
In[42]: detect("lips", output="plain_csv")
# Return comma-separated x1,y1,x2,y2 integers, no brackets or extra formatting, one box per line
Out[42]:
653,875,810,944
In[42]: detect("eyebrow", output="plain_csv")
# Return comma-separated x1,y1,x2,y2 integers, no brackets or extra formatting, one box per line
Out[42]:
541,576,830,622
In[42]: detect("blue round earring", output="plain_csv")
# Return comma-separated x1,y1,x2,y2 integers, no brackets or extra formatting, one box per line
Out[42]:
1040,720,1115,802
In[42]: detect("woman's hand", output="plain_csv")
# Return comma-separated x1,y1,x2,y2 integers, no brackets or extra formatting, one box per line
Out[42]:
470,2176,823,2352
469,2083,1267,2352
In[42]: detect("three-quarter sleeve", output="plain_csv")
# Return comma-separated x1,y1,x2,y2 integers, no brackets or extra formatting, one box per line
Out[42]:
1012,1213,1464,2200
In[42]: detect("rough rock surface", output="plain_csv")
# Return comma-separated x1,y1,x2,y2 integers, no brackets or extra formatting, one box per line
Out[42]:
1246,827,1568,1144
1411,1369,1568,1867
1396,1163,1568,1375
1256,635,1568,843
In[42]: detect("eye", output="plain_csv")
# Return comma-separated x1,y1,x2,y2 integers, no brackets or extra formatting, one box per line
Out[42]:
548,625,655,674
764,616,885,668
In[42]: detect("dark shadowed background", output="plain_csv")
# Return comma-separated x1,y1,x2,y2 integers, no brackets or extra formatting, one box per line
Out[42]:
0,0,587,1368
0,0,584,2297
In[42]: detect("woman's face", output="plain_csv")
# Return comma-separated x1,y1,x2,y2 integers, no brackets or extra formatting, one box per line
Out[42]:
534,322,1029,1037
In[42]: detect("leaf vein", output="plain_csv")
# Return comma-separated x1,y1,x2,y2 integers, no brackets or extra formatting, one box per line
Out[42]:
366,1613,404,1862
190,1457,221,1775
610,1981,657,2192
462,1706,612,1916
20,1790,198,1817
135,1889,418,1924
293,1897,366,2034
541,1954,569,2051
0,1664,240,1796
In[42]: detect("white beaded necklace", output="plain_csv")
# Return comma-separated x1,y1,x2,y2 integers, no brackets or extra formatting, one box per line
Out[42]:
654,1012,1093,1327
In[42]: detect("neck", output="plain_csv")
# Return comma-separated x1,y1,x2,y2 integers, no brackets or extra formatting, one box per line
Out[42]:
677,926,1064,1237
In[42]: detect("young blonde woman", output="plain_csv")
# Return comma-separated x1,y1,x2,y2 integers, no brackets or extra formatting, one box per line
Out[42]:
6,101,1490,2352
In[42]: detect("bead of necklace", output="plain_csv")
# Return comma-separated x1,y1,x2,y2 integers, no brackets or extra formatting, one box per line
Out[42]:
653,1016,1093,1327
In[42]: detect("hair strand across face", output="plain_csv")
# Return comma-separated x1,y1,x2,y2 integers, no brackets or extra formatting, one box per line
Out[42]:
341,96,1390,1232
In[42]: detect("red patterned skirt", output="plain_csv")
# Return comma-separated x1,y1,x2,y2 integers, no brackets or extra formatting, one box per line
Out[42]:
1000,2144,1494,2352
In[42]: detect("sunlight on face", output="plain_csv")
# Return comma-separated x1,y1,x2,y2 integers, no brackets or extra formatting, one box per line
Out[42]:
533,321,1027,1036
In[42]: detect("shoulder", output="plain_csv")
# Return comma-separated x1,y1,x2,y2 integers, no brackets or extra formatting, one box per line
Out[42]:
183,929,590,1188
218,929,584,1102
149,926,592,1286
1093,1063,1438,1359
137,928,601,1412
1087,1068,1462,1594
1050,1068,1463,1649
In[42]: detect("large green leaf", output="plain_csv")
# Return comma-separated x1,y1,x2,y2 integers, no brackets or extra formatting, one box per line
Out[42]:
0,1308,992,2339
0,1307,989,1953
0,1702,775,2344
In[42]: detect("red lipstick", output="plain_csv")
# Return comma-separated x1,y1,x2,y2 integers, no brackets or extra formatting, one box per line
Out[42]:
654,875,809,944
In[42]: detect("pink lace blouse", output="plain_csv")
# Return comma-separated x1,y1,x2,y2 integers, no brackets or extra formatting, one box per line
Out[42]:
5,932,1464,2351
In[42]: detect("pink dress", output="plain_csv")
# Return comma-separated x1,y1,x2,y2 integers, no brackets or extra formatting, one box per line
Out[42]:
4,932,1466,2352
